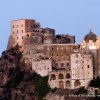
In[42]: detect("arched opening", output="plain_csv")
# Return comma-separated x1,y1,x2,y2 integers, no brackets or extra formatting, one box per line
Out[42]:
58,74,64,79
59,81,64,89
66,73,71,78
50,74,56,80
74,80,81,87
66,81,71,88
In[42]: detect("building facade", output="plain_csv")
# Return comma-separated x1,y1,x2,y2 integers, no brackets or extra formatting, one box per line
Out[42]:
7,18,100,89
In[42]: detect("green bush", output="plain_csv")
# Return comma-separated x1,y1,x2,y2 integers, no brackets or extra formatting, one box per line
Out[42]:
89,77,100,88
33,73,51,99
75,87,87,95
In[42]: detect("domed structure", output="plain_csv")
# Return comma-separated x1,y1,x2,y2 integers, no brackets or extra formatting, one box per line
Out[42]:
84,29,97,42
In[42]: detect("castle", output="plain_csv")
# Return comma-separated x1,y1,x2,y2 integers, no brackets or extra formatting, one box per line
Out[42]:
7,19,100,89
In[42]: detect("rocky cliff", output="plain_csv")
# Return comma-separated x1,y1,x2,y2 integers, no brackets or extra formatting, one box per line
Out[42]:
0,45,50,100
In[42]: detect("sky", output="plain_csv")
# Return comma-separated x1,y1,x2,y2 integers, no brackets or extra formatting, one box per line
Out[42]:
0,0,100,55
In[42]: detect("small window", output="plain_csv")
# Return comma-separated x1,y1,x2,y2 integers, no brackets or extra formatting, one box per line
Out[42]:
13,25,14,28
27,34,29,37
52,54,53,56
66,73,71,78
22,30,23,33
55,63,58,67
57,53,58,56
52,48,53,50
67,63,69,66
87,65,90,68
58,74,64,79
22,36,23,39
61,63,64,67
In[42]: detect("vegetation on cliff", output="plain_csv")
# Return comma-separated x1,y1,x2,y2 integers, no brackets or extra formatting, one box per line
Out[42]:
0,45,50,100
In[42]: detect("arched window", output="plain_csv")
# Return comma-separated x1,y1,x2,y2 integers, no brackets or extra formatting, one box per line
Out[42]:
74,80,81,87
66,73,71,78
58,74,64,79
66,81,71,88
59,81,64,89
50,74,56,80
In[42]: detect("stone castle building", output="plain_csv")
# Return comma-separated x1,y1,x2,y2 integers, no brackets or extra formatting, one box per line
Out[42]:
7,19,100,89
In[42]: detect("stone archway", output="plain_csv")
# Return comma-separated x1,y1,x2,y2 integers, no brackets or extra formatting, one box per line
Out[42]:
66,81,71,88
74,80,81,87
59,81,64,89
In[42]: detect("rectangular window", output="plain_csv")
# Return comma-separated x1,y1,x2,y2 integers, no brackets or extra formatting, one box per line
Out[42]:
22,30,23,33
67,63,69,66
61,63,64,67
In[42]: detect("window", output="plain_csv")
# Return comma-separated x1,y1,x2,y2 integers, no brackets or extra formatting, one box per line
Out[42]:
50,74,56,80
52,54,53,56
74,80,81,87
67,63,69,66
57,53,58,56
66,73,71,78
61,63,64,67
27,34,29,37
22,30,23,33
87,65,90,68
22,36,23,39
66,81,71,88
52,48,53,50
58,74,64,79
55,63,58,67
13,25,14,28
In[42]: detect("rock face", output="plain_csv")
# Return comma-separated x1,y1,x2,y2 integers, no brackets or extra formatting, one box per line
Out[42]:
0,46,39,100
45,89,95,100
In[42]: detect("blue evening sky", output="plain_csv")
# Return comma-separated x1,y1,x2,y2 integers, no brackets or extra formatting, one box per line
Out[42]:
0,0,100,55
